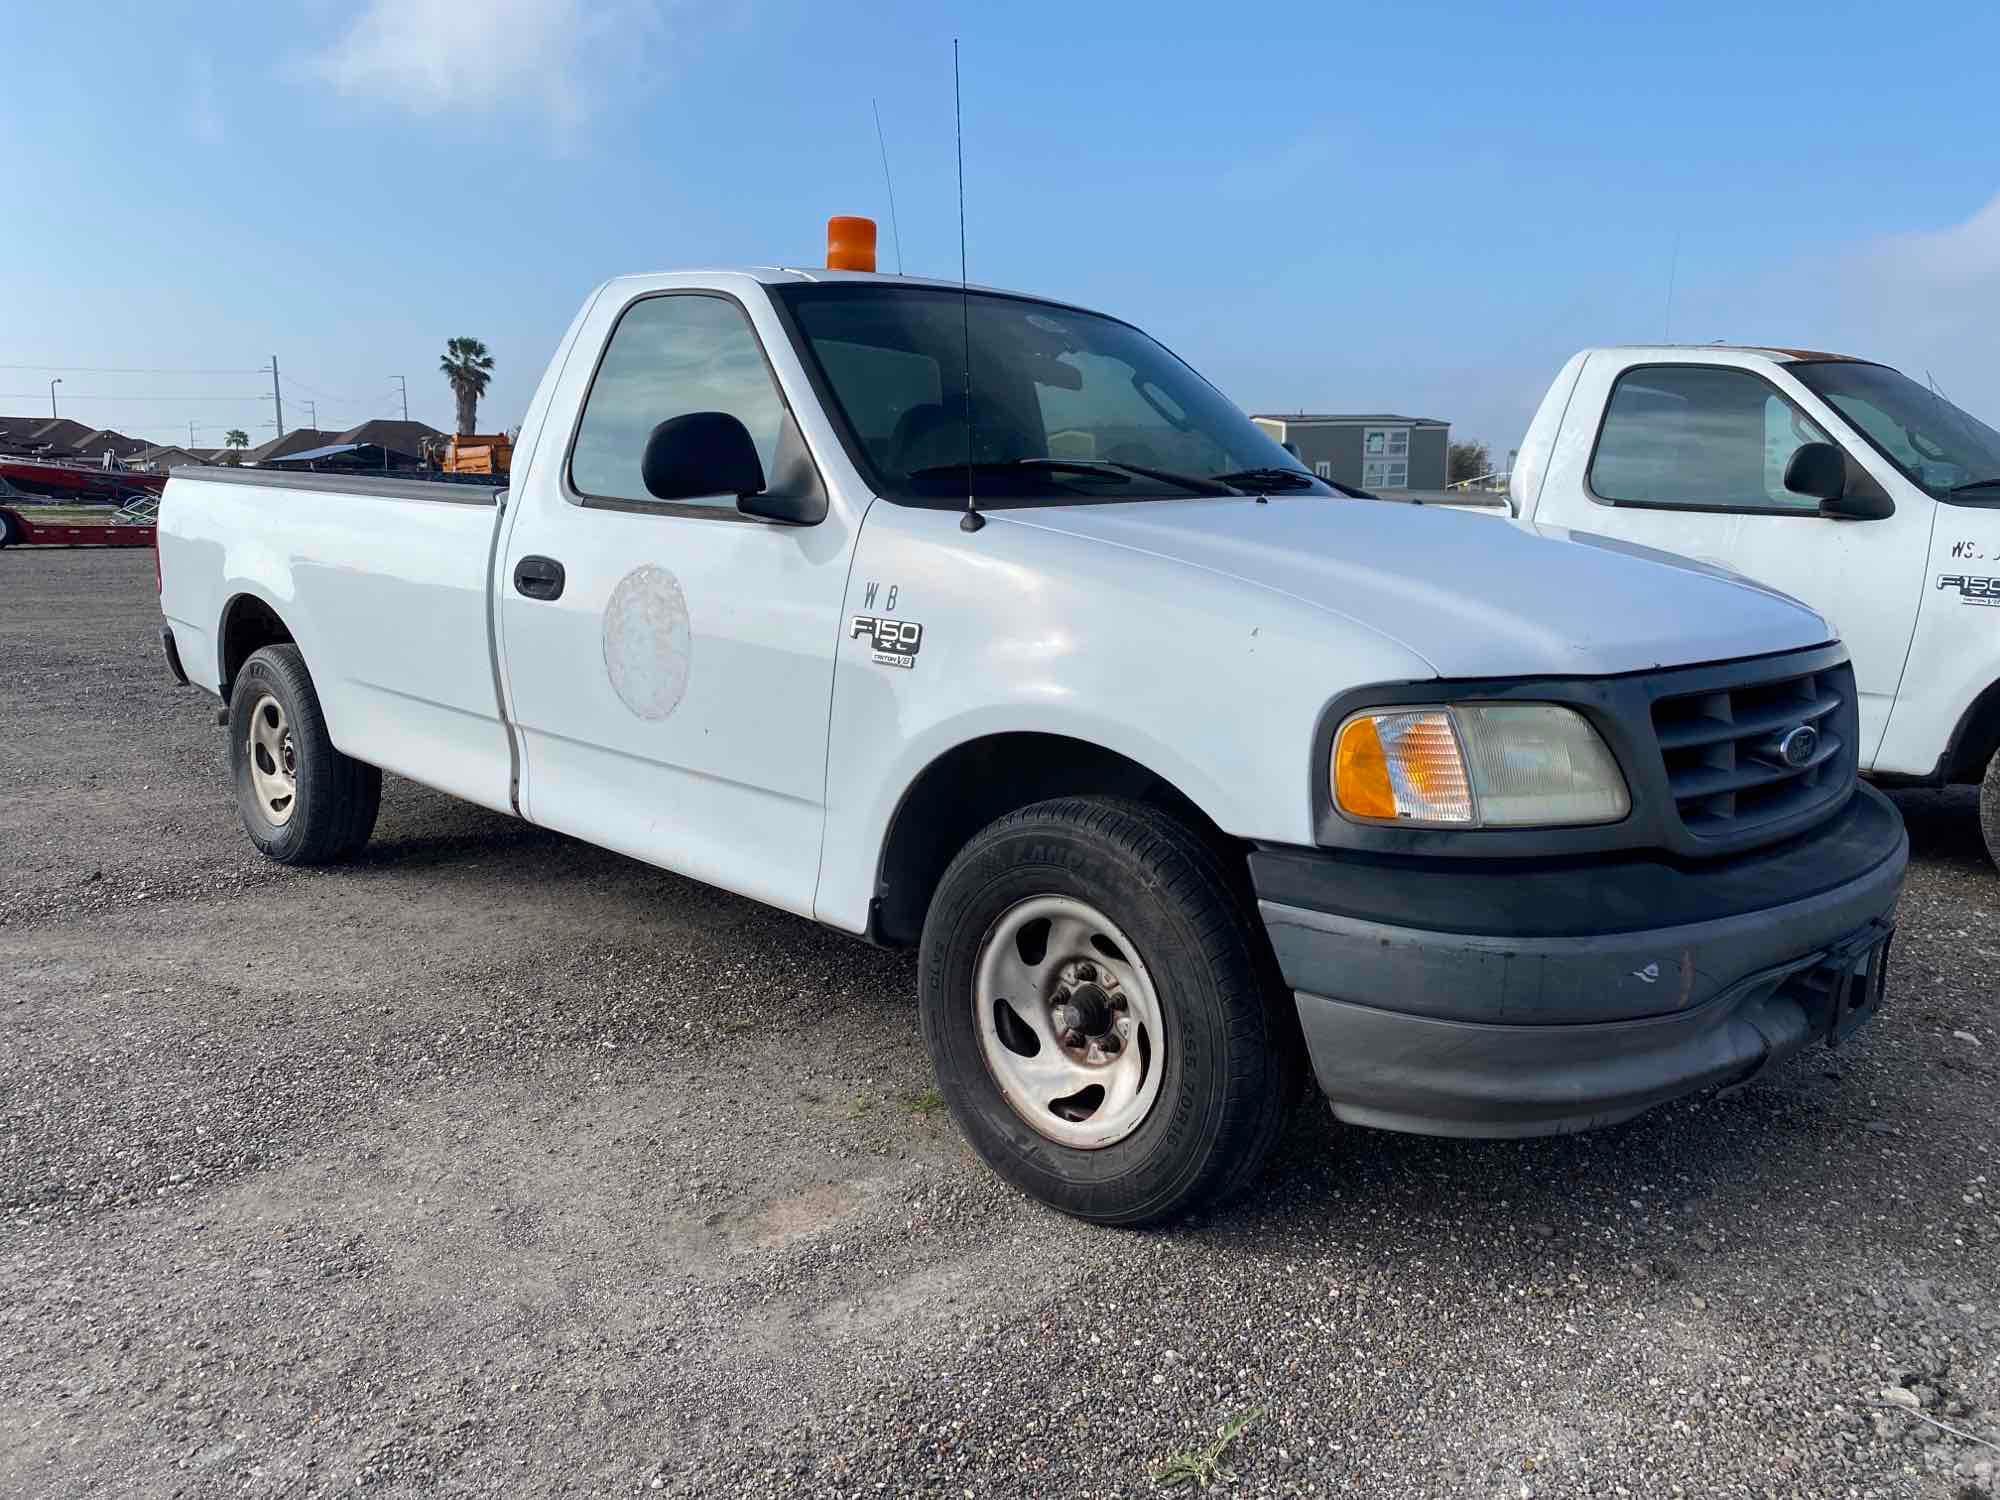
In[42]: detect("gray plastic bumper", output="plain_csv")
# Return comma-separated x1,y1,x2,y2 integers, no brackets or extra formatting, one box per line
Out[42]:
1256,788,1908,1138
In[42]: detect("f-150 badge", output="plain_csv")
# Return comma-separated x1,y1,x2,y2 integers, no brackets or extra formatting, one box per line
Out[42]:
1938,573,2000,607
850,614,923,668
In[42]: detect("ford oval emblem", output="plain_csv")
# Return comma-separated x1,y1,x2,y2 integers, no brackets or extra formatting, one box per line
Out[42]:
1777,724,1819,768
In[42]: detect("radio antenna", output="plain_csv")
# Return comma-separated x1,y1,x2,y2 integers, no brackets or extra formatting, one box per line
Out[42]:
871,99,904,275
954,38,983,532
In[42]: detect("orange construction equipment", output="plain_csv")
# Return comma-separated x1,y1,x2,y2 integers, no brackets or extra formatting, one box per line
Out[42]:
442,433,513,476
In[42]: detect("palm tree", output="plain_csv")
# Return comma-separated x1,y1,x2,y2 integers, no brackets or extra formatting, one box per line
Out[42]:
223,429,249,466
440,337,495,437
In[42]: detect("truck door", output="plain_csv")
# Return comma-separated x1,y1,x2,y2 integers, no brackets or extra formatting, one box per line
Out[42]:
1530,355,1932,767
496,287,856,918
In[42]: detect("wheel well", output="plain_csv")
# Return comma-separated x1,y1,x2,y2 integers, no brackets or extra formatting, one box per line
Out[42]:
1943,677,2000,784
218,595,294,701
871,732,1240,948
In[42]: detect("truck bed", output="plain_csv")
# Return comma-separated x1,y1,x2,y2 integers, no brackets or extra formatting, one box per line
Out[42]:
158,466,517,814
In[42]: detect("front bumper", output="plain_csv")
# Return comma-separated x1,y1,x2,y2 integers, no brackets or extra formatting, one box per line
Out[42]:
1252,785,1908,1138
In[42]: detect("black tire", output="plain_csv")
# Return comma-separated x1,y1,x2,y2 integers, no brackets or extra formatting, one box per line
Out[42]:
1982,746,2000,871
229,644,380,865
918,796,1301,1227
0,509,15,547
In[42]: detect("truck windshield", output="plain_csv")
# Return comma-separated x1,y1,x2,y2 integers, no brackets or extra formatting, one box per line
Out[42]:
772,283,1328,506
1791,361,2000,502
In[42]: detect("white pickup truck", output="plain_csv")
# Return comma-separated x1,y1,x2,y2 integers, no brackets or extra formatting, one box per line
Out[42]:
1513,346,2000,864
158,243,1907,1225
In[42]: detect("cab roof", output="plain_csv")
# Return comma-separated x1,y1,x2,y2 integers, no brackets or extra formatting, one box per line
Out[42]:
605,266,1048,298
1602,343,1874,364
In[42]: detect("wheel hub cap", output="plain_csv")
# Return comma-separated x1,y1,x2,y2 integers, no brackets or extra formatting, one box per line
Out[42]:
972,895,1166,1150
247,693,298,827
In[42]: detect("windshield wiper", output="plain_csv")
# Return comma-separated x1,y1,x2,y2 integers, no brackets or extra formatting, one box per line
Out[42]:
906,458,1241,496
1948,477,2000,493
1210,466,1323,492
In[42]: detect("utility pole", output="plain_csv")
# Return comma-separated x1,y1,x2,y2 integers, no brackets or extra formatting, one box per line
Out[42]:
189,420,199,447
301,400,317,430
265,355,285,437
391,375,408,422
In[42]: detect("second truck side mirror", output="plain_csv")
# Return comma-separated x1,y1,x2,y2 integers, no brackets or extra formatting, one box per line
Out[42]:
1784,441,1895,521
643,412,766,503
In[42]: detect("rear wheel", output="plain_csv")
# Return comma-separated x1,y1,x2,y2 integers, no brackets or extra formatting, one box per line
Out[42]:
1981,747,2000,870
229,644,380,865
0,509,15,547
918,797,1299,1226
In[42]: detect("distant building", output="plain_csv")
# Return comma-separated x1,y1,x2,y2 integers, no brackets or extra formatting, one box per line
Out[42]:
240,429,343,465
130,443,208,472
1251,413,1451,491
0,416,96,455
334,418,443,465
67,428,153,465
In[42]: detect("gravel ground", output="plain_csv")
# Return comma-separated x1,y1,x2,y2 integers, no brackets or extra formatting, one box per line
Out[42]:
3,546,1998,1500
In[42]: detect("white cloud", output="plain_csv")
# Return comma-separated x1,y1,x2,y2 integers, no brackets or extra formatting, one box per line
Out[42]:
1661,190,2000,429
308,0,671,127
1836,192,2000,377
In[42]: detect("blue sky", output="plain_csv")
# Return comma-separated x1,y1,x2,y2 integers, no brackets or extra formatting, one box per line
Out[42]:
4,0,1997,459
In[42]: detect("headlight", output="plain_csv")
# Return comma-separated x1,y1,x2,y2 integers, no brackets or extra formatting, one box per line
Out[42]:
1332,703,1629,828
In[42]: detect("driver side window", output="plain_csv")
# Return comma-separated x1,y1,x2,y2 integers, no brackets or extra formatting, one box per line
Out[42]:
570,294,786,509
1590,365,1830,513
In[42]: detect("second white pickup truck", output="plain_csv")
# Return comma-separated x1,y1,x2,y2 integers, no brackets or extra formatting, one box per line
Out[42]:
158,233,1908,1224
1513,346,2000,865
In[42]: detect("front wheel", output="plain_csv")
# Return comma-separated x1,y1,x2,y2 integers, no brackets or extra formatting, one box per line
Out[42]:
1981,747,2000,870
918,797,1299,1226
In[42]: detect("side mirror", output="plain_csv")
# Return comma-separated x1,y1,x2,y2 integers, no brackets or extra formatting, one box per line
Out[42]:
1782,442,1845,501
1784,441,1895,521
642,412,765,502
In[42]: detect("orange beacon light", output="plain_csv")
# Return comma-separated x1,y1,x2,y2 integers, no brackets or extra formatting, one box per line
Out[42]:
826,216,878,272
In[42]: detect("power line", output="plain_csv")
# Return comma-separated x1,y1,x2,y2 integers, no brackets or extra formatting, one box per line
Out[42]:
0,392,268,401
0,363,263,375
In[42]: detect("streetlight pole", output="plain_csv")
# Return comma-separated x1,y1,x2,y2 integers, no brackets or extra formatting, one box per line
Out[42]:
49,377,61,418
391,375,408,422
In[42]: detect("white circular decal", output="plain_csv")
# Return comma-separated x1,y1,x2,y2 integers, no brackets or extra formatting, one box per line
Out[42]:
602,564,692,721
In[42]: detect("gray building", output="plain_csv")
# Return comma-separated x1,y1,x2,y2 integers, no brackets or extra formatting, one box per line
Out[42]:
1251,413,1450,491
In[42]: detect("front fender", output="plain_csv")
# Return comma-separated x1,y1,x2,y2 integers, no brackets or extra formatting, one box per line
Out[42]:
812,503,1434,933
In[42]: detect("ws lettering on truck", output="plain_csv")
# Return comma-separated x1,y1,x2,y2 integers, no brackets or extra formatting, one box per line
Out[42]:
156,217,1906,1226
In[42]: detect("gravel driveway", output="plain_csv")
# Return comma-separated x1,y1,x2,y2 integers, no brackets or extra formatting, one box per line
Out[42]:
3,547,1997,1499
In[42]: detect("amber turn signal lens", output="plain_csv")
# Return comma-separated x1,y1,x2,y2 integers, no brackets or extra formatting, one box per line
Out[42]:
1332,710,1473,824
1333,715,1396,820
826,215,878,272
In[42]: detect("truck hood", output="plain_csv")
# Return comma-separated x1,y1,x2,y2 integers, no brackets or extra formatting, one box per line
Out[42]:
998,496,1833,678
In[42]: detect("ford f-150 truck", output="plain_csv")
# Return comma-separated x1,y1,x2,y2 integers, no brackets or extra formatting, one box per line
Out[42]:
1510,346,2000,866
158,226,1908,1225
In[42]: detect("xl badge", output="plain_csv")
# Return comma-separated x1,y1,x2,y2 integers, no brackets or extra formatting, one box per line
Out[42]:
850,614,924,669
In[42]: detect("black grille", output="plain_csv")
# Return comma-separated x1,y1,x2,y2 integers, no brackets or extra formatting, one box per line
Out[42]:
1650,659,1855,839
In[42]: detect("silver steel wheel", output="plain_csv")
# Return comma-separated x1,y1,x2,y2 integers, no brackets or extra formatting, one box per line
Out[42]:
246,692,298,827
973,894,1167,1149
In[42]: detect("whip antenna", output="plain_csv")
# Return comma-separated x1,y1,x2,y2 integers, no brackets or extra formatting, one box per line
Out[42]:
954,38,983,532
871,99,904,275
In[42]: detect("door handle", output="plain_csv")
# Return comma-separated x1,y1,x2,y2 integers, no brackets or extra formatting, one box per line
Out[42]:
513,555,566,601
